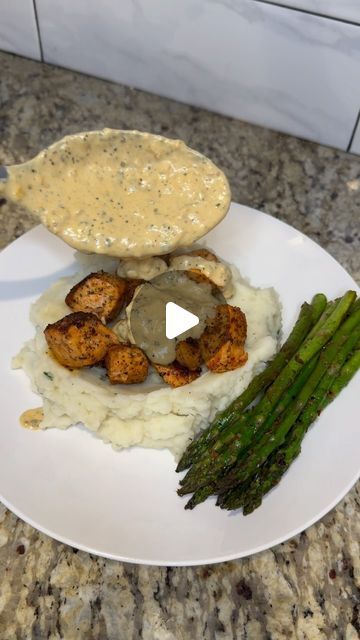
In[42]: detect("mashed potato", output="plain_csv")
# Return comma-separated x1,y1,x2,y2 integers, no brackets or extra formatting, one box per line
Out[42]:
13,253,281,459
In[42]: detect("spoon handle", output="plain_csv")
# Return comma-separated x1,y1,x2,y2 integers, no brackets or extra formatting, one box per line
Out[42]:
0,166,8,181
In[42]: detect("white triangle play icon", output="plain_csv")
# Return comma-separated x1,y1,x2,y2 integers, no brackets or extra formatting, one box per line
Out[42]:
165,302,199,340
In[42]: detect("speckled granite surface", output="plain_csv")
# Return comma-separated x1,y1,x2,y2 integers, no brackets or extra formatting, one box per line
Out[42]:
0,52,359,639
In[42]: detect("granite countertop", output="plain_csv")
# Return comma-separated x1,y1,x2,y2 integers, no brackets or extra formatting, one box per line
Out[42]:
0,52,359,640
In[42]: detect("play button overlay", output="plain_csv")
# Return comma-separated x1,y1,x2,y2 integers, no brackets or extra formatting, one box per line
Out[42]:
165,302,199,339
129,270,225,365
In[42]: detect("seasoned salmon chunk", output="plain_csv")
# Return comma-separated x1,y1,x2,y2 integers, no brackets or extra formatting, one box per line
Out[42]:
105,344,149,384
153,362,201,388
44,312,119,368
175,338,202,371
65,271,127,322
199,304,248,373
123,278,145,306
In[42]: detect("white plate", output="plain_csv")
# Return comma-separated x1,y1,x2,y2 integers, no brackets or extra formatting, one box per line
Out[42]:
0,203,359,566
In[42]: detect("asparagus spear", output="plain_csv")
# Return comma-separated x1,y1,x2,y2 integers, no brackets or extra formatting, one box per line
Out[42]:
216,302,360,493
185,484,214,510
310,294,331,323
306,298,335,340
220,332,360,512
175,299,318,472
179,292,354,494
326,349,360,399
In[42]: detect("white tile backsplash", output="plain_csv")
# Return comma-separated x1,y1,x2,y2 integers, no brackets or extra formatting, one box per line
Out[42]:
0,0,40,60
259,1,360,24
35,0,360,150
350,118,360,154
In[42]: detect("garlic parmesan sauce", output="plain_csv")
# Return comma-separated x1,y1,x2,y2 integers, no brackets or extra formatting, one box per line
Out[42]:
1,129,231,258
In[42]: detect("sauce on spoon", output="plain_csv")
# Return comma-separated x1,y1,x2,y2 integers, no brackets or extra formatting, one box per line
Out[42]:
1,129,231,258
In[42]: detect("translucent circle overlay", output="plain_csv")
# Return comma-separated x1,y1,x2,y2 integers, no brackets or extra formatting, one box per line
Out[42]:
129,270,225,364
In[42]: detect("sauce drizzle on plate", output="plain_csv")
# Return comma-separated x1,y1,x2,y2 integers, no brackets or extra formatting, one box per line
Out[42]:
20,407,43,430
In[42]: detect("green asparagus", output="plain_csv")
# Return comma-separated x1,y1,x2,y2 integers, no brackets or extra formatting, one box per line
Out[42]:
177,292,360,514
219,327,360,512
178,354,319,497
179,292,355,494
326,349,360,399
216,303,360,493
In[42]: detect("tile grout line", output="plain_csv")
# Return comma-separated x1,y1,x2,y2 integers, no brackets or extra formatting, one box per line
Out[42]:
32,0,44,62
346,109,360,153
252,0,360,27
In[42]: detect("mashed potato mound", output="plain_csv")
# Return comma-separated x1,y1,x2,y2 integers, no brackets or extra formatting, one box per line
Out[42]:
13,253,281,459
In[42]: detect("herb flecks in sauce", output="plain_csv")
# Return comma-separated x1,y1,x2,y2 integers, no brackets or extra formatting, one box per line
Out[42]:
1,129,231,258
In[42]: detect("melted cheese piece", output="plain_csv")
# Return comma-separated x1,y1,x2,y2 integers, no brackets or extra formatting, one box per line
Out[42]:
1,129,231,258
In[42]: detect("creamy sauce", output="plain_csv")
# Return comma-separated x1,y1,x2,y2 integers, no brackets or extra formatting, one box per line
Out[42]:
169,254,234,297
128,271,225,364
1,129,231,258
20,407,43,430
117,256,168,280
